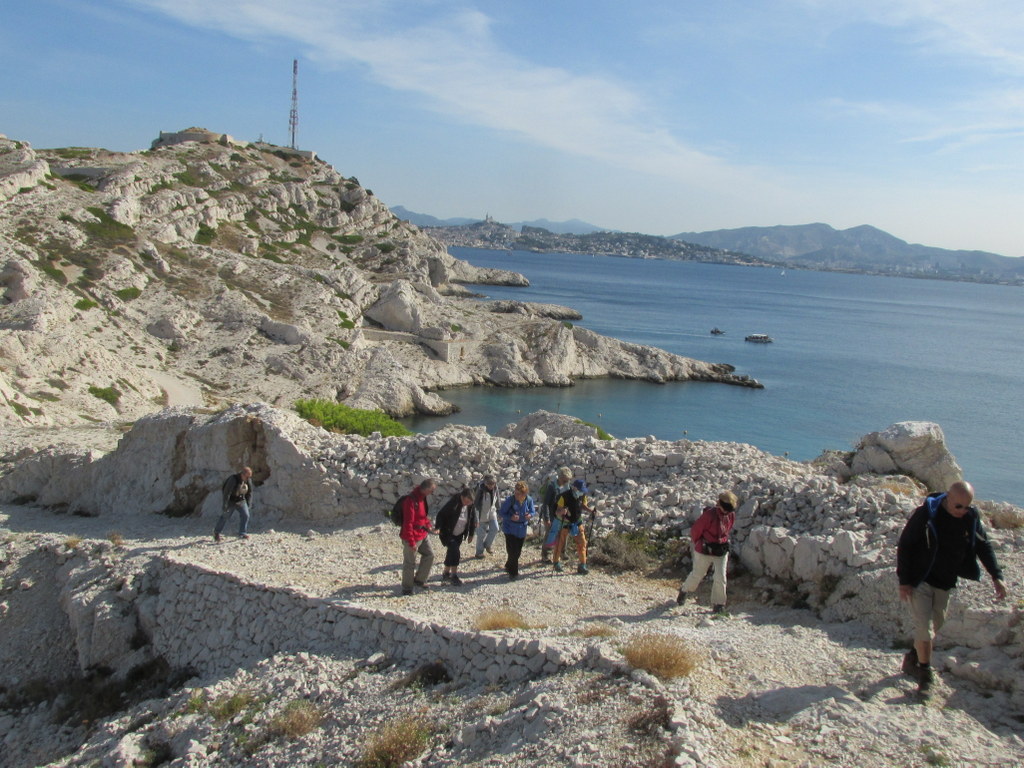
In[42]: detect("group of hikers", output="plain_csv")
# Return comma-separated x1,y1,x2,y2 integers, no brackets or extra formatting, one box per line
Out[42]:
216,465,1008,697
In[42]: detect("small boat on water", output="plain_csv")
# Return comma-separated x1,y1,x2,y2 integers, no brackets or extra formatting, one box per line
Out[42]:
745,333,773,343
710,327,725,335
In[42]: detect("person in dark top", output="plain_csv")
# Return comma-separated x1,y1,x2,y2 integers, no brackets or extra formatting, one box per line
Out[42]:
214,466,253,542
434,486,476,586
896,480,1007,694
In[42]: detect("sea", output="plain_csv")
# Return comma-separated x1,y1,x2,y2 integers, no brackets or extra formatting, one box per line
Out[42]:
401,247,1024,505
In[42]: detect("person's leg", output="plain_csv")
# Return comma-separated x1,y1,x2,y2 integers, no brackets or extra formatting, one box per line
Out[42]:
681,551,715,594
483,510,498,553
414,537,434,585
506,534,524,577
214,507,231,538
552,526,569,566
710,553,729,606
450,540,464,584
576,527,588,564
236,501,250,537
909,584,937,664
401,541,418,593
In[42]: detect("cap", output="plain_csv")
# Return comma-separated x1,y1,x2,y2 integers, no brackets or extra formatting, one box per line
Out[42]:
718,491,739,510
572,479,589,494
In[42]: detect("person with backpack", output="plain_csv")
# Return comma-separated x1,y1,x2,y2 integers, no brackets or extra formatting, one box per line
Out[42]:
214,466,253,542
897,481,1007,695
434,486,477,586
473,475,500,559
498,481,535,580
676,491,738,614
541,467,573,563
551,478,593,574
400,478,437,596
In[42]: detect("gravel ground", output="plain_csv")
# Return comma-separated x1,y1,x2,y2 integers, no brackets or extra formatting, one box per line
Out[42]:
2,502,1022,768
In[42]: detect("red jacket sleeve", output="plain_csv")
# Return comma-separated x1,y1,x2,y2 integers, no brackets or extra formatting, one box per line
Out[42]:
401,493,426,543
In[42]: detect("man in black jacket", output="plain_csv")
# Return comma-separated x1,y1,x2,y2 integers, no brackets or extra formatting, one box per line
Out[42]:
214,466,254,542
896,481,1007,693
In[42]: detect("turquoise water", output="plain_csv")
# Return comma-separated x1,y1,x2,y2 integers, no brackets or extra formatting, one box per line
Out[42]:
403,248,1024,504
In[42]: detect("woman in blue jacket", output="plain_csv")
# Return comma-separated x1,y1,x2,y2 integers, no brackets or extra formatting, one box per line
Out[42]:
499,480,535,581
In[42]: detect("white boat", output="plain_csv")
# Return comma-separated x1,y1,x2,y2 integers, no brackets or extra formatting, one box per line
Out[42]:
744,333,773,343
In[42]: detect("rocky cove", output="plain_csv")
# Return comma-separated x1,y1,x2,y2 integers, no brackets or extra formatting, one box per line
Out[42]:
2,129,1023,766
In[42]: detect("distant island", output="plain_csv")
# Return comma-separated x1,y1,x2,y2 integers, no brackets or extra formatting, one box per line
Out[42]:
412,212,1024,286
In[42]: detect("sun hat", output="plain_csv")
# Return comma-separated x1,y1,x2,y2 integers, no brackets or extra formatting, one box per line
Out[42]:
718,491,739,510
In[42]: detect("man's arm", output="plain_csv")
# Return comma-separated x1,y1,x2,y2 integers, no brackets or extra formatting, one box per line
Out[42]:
974,518,1007,600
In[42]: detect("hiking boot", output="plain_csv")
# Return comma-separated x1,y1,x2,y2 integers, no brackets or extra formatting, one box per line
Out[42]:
401,588,413,596
413,580,430,592
239,533,250,540
553,562,564,573
577,563,589,575
450,574,463,586
474,553,485,559
901,648,919,678
676,590,687,606
440,572,451,583
712,604,726,615
485,546,493,555
213,532,221,543
917,665,934,694
541,550,551,563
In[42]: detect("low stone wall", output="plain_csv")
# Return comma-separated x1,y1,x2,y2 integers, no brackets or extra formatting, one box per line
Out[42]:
138,557,582,685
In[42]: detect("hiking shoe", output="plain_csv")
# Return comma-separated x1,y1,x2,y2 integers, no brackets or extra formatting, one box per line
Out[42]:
676,590,687,606
440,572,451,583
917,665,934,694
553,562,564,573
413,580,430,592
577,563,589,575
901,648,919,678
213,532,221,543
541,552,551,563
474,553,485,559
401,588,413,596
508,573,518,581
485,546,493,555
239,533,250,540
712,604,726,615
450,575,463,586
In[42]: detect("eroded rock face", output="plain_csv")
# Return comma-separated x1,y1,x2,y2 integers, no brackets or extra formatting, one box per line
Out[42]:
850,421,962,492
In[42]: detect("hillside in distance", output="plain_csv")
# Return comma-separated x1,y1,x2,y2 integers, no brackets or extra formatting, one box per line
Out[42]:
673,223,1024,284
395,206,605,235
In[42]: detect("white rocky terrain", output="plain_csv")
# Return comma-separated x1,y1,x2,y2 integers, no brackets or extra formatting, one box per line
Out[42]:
1,128,1021,767
0,406,1021,767
0,129,757,434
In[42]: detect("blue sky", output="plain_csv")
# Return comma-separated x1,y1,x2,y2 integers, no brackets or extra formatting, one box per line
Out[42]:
3,0,1023,256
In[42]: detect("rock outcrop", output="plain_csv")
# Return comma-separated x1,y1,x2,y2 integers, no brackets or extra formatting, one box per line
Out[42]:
0,131,758,430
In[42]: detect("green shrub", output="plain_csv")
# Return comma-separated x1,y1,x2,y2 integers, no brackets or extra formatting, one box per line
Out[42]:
335,234,363,245
88,385,121,406
377,242,396,254
83,207,134,243
294,399,412,437
74,297,99,311
269,699,323,740
575,419,612,440
195,224,217,245
114,286,142,301
589,531,656,572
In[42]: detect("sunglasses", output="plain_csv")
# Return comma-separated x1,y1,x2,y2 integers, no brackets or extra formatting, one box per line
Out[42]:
952,503,969,509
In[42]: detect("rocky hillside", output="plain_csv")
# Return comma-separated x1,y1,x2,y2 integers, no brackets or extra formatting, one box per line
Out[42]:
0,130,758,432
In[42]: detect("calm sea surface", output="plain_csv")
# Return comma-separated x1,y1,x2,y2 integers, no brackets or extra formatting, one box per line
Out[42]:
402,248,1024,505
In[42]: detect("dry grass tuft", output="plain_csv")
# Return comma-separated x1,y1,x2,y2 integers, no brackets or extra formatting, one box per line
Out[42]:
64,535,82,550
358,714,431,768
106,531,125,548
573,622,617,638
472,608,530,631
621,633,699,680
269,699,323,740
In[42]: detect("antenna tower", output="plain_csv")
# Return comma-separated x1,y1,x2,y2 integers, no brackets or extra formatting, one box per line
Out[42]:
289,59,299,149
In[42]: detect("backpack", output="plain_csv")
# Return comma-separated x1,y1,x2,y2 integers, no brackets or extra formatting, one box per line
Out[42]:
389,494,409,526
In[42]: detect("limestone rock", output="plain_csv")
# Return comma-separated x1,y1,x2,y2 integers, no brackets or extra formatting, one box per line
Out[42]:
851,421,962,492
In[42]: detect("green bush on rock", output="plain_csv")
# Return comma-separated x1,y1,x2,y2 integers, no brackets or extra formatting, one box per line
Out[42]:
294,399,412,437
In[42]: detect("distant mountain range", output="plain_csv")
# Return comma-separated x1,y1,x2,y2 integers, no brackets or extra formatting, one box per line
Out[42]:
672,223,1023,283
404,206,1022,285
393,207,605,235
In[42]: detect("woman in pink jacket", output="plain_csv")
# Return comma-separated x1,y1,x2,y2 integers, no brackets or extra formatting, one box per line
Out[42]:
676,491,738,614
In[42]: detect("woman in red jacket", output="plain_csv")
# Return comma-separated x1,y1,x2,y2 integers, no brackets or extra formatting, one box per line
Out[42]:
676,491,738,614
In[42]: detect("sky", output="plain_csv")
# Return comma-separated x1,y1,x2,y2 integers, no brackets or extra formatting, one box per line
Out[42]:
3,0,1023,256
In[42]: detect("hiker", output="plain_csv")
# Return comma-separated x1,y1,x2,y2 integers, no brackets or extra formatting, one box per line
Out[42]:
434,486,477,586
552,478,593,575
499,480,535,580
676,490,738,614
897,480,1007,694
473,475,500,559
542,467,574,563
214,466,253,542
400,478,437,596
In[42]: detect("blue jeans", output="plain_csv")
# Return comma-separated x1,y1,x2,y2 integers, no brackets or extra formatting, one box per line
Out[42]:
475,508,498,555
215,501,250,536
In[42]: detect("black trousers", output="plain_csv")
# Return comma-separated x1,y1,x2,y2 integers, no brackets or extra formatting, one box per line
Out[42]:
443,534,466,567
504,533,526,576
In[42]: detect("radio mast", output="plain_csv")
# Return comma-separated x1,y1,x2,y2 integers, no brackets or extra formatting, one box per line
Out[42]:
289,59,299,149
